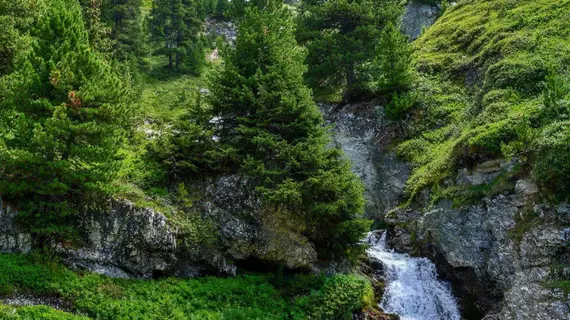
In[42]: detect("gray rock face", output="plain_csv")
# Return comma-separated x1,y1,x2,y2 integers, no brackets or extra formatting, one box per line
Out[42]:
0,198,31,254
389,190,570,319
203,175,318,269
401,2,440,41
0,174,319,279
324,103,410,219
58,199,235,279
204,18,237,44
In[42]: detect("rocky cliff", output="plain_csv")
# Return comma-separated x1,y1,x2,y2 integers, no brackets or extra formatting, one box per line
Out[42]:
329,100,570,319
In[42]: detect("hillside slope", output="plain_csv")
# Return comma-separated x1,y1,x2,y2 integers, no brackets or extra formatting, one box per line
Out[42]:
383,1,570,318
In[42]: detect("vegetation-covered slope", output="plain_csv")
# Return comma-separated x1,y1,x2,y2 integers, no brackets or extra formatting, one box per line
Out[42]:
399,0,570,202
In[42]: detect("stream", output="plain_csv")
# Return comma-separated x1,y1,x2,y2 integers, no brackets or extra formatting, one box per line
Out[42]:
366,231,461,320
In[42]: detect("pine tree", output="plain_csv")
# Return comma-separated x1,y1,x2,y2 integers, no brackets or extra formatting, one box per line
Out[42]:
209,0,368,256
102,0,147,62
214,0,228,19
0,0,39,75
298,0,401,101
0,0,133,239
370,22,413,93
149,0,204,72
83,0,115,53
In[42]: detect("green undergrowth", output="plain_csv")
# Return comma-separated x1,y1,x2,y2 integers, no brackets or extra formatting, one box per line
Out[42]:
0,254,374,320
399,0,570,202
0,304,89,320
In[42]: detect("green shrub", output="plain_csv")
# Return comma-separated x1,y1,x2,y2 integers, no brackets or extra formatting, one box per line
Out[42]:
532,121,570,199
292,274,374,320
0,304,90,320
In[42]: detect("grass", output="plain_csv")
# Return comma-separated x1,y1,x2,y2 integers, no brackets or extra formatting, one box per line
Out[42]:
398,0,570,201
0,254,374,320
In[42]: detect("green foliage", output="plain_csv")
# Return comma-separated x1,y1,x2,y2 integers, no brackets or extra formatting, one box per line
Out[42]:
208,0,368,256
101,0,148,63
368,22,414,94
214,0,229,19
149,0,206,73
0,0,40,75
0,254,374,320
0,0,134,239
385,91,416,120
297,0,401,100
292,274,374,320
0,304,90,320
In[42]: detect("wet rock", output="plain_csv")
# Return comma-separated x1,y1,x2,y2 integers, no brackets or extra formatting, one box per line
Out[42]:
385,207,421,225
557,204,570,224
390,191,570,319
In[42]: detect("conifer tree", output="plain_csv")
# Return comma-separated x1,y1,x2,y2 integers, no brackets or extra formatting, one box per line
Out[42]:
102,0,147,62
214,0,228,19
209,0,368,256
370,22,413,93
0,0,39,75
0,0,132,238
298,0,401,101
149,0,205,72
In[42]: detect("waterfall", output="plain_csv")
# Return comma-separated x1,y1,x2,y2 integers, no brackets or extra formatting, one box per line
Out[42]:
366,231,461,320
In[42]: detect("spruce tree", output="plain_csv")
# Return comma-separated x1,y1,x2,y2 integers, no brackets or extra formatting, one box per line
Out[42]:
0,0,132,238
214,0,228,19
209,0,368,256
370,22,413,93
0,0,39,75
102,0,147,62
149,0,205,72
298,0,401,101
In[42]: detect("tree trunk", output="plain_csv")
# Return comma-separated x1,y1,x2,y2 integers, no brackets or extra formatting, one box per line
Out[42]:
343,63,356,102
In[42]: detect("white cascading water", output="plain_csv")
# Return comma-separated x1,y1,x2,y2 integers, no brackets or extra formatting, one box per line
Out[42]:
365,231,461,320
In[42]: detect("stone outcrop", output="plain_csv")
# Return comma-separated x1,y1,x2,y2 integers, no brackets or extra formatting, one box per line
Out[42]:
387,188,570,319
0,198,31,254
0,174,318,279
324,102,410,219
401,2,440,41
202,175,318,270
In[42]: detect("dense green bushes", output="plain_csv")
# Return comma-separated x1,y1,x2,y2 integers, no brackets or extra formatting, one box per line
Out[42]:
292,274,373,320
0,304,89,320
0,254,375,320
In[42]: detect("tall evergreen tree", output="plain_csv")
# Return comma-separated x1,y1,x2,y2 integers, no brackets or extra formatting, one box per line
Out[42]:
209,0,368,256
0,0,40,75
369,22,413,93
149,0,204,72
102,0,147,62
83,0,115,53
0,0,133,238
214,0,228,19
297,0,401,101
